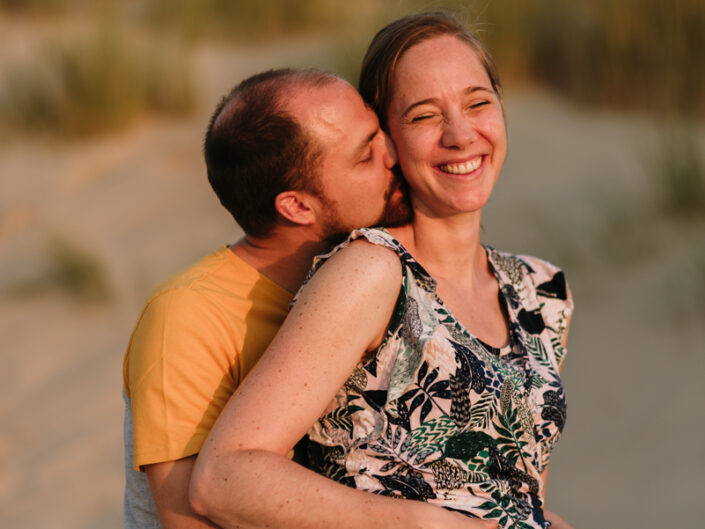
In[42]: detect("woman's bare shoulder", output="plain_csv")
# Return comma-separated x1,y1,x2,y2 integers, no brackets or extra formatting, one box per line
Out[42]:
314,237,403,286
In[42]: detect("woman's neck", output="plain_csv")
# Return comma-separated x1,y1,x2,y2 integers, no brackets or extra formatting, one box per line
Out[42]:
388,209,489,287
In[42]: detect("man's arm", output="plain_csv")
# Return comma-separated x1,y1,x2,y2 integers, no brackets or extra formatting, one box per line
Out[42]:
145,457,219,529
190,242,494,529
125,283,247,529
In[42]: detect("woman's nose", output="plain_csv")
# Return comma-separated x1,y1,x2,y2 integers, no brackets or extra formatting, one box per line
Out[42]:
441,114,478,149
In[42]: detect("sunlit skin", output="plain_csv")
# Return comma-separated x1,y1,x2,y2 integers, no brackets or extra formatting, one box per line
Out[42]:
190,72,500,529
189,35,569,529
383,35,510,351
387,37,573,528
387,34,507,223
288,80,401,238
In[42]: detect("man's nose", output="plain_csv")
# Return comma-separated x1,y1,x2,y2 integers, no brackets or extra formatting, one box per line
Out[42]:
382,131,397,168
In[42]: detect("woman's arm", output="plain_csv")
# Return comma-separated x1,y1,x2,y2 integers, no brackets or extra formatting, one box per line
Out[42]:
190,241,495,529
192,449,495,529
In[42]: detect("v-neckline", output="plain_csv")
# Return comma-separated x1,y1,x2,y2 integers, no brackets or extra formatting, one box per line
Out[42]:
371,229,518,356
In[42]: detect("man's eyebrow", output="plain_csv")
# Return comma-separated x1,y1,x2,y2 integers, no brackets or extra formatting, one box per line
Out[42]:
353,129,378,158
401,86,495,118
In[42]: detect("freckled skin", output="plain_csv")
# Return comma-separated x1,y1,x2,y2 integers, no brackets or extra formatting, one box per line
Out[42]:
191,60,501,529
290,80,400,235
387,35,507,219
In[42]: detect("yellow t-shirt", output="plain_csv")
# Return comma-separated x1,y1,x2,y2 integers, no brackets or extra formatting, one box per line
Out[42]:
123,246,292,470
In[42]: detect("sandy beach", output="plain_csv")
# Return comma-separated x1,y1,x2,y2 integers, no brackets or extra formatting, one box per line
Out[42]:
1,35,703,529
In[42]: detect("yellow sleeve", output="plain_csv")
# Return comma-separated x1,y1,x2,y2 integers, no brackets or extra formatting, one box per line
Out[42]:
126,287,242,470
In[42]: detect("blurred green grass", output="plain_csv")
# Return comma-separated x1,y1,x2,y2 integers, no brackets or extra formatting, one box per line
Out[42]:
0,0,702,134
354,0,704,118
649,125,705,218
479,0,704,117
7,235,112,303
0,27,195,137
141,0,349,41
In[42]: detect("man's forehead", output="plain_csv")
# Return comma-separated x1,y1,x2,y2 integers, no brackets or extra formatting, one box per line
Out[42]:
287,79,357,113
287,81,364,138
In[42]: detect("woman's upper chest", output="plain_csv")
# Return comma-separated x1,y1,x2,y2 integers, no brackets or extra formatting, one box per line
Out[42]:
433,274,510,350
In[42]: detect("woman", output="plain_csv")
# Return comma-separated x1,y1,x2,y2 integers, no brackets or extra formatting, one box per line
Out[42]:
193,12,573,529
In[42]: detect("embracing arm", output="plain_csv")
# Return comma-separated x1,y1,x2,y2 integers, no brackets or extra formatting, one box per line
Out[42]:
145,457,218,528
189,242,494,529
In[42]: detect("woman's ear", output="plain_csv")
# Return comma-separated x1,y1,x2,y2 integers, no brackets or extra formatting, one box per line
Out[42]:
274,191,318,226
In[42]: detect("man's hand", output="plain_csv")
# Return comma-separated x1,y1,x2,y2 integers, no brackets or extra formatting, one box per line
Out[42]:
145,456,219,529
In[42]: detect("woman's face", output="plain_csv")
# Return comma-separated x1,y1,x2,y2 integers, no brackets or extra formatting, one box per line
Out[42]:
386,34,507,218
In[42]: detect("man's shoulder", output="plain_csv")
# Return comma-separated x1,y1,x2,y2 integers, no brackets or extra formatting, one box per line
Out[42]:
128,247,258,346
144,245,287,305
132,245,292,345
123,247,263,404
150,246,243,295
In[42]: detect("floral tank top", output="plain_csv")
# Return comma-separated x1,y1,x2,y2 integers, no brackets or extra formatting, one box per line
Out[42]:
300,228,573,529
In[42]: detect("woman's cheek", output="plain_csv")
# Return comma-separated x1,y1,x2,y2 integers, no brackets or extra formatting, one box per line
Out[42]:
483,114,507,141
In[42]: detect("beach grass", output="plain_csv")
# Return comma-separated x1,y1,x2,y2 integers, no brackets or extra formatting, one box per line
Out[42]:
334,0,705,119
0,28,195,137
1,0,701,137
7,235,112,303
140,0,346,41
649,125,705,218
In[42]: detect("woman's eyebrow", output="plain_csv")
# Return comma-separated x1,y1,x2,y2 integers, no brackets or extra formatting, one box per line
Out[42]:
401,86,495,118
401,98,437,119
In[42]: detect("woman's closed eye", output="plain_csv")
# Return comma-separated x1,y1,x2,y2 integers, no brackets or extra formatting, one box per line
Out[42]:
410,113,436,123
468,100,490,110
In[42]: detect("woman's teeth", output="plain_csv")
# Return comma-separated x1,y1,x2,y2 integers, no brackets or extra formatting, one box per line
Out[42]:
439,157,482,175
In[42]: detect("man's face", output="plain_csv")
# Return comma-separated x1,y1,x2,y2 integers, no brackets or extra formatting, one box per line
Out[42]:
290,80,411,240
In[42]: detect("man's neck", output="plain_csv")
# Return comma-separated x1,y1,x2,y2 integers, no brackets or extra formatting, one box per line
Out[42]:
230,233,332,294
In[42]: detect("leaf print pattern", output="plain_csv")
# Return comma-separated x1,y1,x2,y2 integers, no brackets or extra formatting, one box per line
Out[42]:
428,459,468,489
469,393,498,429
540,390,567,432
300,228,573,529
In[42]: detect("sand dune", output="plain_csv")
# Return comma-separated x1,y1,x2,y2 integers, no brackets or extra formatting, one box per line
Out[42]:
0,38,703,529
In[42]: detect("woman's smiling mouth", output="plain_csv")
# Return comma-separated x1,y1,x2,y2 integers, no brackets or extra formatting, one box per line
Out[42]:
437,156,483,175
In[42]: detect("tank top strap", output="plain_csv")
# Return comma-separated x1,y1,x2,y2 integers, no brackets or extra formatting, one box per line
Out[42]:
307,228,438,295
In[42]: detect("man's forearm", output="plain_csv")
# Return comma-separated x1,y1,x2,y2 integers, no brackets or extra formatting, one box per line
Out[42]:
146,456,220,529
190,449,492,529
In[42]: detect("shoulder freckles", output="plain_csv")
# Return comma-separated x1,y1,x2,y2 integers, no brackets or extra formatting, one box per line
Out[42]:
316,238,402,287
341,238,401,271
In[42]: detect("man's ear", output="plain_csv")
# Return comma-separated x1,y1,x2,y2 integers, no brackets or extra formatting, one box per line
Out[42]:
274,190,318,226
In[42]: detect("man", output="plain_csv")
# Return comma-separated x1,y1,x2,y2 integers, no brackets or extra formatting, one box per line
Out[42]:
123,68,408,528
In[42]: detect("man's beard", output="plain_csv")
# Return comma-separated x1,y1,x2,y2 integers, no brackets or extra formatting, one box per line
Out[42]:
378,170,413,228
319,166,413,245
